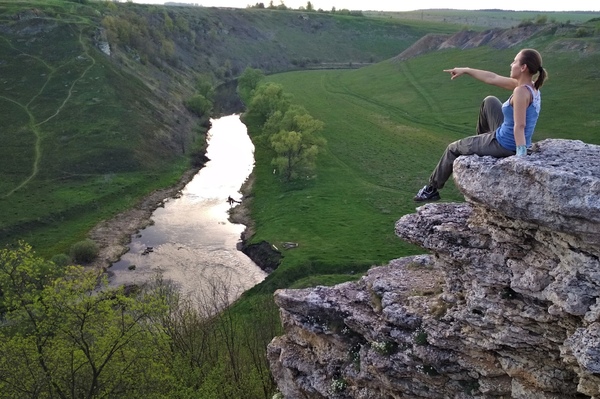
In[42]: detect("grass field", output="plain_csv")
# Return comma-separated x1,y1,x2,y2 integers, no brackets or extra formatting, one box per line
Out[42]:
366,9,600,29
246,42,600,292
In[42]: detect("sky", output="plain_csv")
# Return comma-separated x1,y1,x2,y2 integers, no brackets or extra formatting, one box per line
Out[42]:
131,0,598,12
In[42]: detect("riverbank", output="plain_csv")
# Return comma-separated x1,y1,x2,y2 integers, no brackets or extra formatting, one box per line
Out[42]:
90,114,271,304
228,173,283,273
88,167,200,272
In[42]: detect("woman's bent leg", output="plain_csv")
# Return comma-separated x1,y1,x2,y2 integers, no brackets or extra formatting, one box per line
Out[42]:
428,133,513,189
477,96,503,135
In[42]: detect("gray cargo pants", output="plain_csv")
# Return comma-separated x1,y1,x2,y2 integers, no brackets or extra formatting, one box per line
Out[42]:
429,96,515,189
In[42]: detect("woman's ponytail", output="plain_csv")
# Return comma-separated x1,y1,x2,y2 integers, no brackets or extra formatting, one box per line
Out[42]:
535,65,547,90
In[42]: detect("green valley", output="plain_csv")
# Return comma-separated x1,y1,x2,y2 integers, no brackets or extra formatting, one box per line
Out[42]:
1,0,600,397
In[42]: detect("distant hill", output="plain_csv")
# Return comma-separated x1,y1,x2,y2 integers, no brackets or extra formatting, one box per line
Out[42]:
365,9,600,29
393,23,597,61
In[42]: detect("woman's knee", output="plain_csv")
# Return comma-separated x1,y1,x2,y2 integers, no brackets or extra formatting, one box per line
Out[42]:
447,140,462,154
482,95,502,108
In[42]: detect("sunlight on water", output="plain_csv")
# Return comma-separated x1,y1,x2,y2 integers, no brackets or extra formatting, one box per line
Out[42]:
109,115,266,303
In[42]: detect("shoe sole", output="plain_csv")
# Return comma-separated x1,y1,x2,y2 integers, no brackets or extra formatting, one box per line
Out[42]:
413,196,441,203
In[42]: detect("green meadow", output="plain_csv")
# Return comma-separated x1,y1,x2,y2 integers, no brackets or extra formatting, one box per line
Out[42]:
2,1,600,396
247,44,600,292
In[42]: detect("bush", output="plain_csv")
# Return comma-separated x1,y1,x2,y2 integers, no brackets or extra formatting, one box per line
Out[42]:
575,28,591,37
51,253,72,267
185,94,213,117
70,239,99,264
518,19,533,27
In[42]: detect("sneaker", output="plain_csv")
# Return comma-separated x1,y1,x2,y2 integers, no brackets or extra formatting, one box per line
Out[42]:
413,185,440,202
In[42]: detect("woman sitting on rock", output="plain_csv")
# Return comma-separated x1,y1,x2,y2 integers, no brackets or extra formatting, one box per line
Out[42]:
414,48,547,202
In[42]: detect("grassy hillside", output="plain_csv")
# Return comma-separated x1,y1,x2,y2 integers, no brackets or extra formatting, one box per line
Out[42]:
366,9,600,29
247,32,600,293
0,0,456,257
0,1,195,256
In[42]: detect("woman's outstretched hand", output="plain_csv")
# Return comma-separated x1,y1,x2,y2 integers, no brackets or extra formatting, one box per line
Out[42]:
444,67,467,79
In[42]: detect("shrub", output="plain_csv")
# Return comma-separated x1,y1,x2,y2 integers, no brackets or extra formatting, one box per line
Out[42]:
329,378,347,393
185,94,213,117
518,19,533,27
51,253,72,267
371,340,398,355
70,239,99,264
414,329,429,346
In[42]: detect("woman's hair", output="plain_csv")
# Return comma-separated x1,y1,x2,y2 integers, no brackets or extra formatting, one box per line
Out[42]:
520,48,547,89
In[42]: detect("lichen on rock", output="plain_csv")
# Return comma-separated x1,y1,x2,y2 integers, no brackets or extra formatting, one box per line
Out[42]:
268,139,600,398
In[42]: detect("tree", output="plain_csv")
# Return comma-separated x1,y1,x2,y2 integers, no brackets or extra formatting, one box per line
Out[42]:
185,94,213,117
263,104,310,136
237,67,264,104
196,75,215,101
246,83,291,126
306,1,313,11
0,242,173,398
269,111,326,181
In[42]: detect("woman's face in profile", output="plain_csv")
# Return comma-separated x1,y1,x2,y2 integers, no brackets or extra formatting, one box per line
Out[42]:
510,52,524,79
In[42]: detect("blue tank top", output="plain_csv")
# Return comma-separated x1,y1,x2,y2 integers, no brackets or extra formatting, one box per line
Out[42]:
495,85,541,151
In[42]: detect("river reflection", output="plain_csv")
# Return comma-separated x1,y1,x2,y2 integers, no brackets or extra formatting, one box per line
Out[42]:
110,115,266,303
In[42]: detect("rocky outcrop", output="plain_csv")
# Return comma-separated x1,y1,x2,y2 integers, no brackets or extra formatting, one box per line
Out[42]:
241,240,282,273
267,139,600,398
393,25,550,62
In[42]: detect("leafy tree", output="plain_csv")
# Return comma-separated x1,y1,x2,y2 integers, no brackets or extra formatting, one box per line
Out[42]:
196,75,215,101
0,242,173,398
269,111,326,181
306,1,313,11
247,83,291,126
263,104,310,136
237,67,264,104
185,94,213,117
163,10,174,31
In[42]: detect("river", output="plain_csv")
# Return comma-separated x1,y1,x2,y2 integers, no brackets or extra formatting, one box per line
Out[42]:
109,115,266,303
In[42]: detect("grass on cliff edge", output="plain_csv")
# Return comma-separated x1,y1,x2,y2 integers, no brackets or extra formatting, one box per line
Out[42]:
246,43,600,293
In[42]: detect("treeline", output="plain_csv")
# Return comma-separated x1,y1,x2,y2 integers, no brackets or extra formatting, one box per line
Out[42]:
249,0,364,16
0,242,280,398
238,67,327,182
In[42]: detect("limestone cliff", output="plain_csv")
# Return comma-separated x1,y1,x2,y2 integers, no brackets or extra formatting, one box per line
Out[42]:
267,139,600,398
